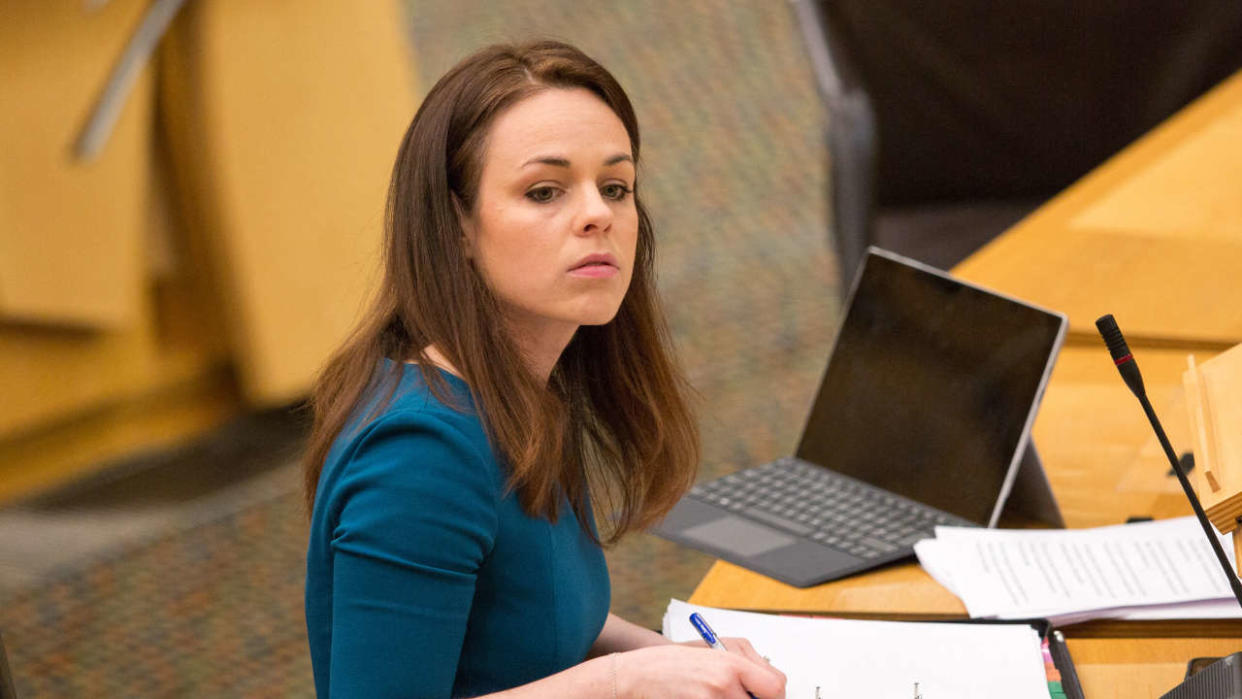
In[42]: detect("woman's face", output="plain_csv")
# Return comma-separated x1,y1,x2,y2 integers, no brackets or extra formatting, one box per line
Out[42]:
461,87,639,345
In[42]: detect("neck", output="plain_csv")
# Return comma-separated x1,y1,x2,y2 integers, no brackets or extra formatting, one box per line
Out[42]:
421,314,578,386
418,345,465,380
507,316,578,385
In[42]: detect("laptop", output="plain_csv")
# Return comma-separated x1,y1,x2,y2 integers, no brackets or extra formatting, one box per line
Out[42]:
654,247,1068,587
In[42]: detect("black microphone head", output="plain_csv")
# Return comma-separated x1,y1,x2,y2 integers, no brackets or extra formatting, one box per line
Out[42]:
1097,313,1146,399
1095,314,1131,363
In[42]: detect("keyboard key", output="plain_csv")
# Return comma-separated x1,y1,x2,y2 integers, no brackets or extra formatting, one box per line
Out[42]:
859,536,891,551
693,459,970,556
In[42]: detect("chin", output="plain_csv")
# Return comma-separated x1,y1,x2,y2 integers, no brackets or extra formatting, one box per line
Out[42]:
578,316,618,327
571,300,625,327
558,289,627,327
575,309,621,326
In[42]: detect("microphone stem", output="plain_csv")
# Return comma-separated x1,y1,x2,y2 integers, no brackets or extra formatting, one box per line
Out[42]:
1137,392,1242,608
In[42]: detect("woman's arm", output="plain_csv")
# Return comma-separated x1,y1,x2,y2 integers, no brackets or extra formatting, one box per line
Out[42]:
483,643,786,698
318,414,500,697
587,613,673,657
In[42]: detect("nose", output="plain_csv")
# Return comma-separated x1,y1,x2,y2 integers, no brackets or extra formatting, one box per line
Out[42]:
574,187,613,236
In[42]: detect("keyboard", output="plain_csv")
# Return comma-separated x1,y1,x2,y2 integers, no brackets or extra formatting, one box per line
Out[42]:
687,457,974,560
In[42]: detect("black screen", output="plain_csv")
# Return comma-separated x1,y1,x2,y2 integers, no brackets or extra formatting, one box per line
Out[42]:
795,250,1065,524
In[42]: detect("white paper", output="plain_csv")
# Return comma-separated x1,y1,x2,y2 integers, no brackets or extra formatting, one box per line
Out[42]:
1114,597,1242,620
915,516,1241,623
663,599,1051,699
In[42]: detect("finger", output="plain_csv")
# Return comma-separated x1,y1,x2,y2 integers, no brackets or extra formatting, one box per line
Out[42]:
723,637,784,683
729,651,787,699
723,637,766,666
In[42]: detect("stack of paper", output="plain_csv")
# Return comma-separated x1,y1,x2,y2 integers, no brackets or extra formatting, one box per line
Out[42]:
914,516,1242,625
663,599,1053,698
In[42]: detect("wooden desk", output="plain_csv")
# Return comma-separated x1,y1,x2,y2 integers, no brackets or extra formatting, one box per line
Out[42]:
1067,638,1241,698
691,351,1241,695
689,354,1242,697
953,69,1242,348
690,71,1242,697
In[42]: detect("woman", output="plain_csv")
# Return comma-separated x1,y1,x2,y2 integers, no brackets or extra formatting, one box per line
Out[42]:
303,40,787,698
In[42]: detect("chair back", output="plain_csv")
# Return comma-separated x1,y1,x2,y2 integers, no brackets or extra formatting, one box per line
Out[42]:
816,0,1242,206
793,0,1242,284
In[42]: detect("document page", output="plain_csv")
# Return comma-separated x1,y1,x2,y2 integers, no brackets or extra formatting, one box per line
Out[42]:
663,599,1051,699
915,516,1239,621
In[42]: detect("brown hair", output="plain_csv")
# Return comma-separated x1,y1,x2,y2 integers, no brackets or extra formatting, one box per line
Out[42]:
302,41,699,546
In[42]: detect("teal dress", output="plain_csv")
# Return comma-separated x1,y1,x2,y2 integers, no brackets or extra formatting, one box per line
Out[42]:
305,361,611,697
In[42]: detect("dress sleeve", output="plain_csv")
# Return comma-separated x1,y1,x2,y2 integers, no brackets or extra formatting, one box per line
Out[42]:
326,410,500,698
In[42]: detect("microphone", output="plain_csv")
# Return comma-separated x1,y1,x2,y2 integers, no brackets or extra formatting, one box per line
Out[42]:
1096,314,1145,399
1095,314,1242,608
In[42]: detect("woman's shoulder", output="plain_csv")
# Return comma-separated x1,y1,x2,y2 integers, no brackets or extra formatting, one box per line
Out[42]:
310,363,503,567
349,358,478,435
320,361,502,503
373,358,473,413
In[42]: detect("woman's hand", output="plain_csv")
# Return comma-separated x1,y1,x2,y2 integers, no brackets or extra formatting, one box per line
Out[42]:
677,636,777,670
613,640,786,698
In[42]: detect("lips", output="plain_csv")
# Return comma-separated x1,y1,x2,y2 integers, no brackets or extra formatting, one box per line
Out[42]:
570,252,619,271
569,252,620,279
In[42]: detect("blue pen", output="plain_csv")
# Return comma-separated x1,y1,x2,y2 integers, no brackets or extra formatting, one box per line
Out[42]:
688,612,760,699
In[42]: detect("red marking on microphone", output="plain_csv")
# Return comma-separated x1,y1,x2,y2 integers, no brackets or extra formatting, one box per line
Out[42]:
1114,354,1133,366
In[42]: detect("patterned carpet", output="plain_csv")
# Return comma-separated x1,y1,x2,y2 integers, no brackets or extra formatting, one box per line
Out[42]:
0,1,838,695
1,485,311,697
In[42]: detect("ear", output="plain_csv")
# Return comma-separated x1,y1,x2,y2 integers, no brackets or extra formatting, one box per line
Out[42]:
452,193,476,259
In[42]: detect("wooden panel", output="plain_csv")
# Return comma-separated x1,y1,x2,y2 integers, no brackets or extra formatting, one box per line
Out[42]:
0,0,152,327
1069,104,1242,239
955,70,1242,346
1184,344,1242,532
160,0,418,405
1069,638,1242,699
963,232,1242,347
0,314,223,440
1031,343,1214,528
0,366,240,506
0,149,228,440
689,558,965,618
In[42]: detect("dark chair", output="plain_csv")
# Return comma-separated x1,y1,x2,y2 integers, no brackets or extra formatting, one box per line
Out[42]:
790,0,1242,288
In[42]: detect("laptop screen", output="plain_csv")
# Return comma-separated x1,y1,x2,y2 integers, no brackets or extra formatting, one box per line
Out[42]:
795,249,1066,525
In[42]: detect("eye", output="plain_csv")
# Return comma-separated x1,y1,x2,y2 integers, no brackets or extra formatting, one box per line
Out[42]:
525,185,561,203
601,183,633,201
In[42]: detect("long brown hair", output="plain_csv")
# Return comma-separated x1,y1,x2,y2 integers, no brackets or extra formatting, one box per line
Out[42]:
302,41,699,546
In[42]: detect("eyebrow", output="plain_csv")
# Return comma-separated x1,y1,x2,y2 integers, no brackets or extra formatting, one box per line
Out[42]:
520,153,634,169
